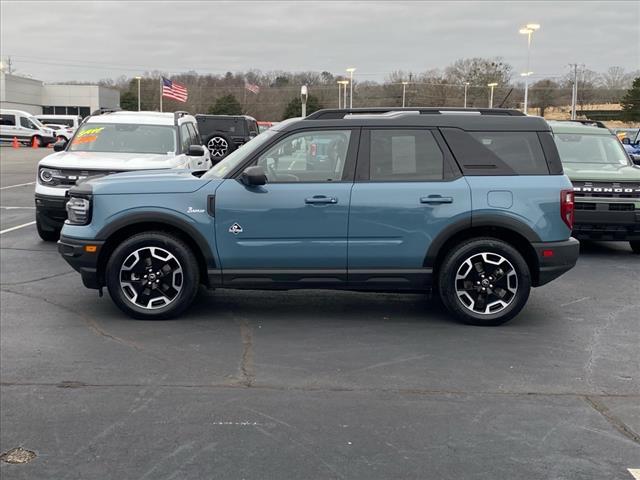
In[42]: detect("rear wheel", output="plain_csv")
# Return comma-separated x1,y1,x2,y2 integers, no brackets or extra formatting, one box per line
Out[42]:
105,232,200,319
438,238,531,326
630,241,640,254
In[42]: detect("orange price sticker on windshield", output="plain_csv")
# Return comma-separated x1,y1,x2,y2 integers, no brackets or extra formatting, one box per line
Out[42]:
72,127,104,145
72,135,98,145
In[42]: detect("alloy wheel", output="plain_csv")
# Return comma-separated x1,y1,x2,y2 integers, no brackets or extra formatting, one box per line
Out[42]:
454,252,518,315
207,137,229,158
119,246,183,309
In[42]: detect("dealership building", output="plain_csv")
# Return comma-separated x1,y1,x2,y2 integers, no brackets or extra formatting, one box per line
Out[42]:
0,72,120,118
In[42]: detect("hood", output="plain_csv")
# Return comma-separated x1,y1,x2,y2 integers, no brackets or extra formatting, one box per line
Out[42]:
77,169,220,195
562,162,640,182
38,151,185,170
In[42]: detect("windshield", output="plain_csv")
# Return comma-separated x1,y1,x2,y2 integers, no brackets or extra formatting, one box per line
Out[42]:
554,133,630,166
204,130,278,178
68,123,177,154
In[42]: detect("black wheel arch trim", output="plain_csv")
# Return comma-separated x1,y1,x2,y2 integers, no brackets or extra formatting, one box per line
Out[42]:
96,211,217,269
424,213,542,268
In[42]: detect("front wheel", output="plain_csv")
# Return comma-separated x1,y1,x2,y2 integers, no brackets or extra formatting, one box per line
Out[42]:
438,238,531,326
630,240,640,254
105,232,200,319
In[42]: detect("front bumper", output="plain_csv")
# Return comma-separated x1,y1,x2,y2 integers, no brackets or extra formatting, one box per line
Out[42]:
35,193,68,232
58,235,104,289
573,204,640,241
531,237,580,286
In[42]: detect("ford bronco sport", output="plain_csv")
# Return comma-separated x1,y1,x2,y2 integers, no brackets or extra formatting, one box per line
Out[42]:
549,121,640,253
58,108,579,326
35,110,211,241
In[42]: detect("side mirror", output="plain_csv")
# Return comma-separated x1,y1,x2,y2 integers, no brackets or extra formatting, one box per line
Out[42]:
622,138,631,145
240,165,267,186
187,144,205,156
53,140,67,152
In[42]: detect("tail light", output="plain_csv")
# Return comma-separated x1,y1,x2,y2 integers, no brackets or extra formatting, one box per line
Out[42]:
561,189,574,230
310,143,317,157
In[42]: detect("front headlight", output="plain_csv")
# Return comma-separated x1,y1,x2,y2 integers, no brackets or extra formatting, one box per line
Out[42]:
39,167,62,185
65,197,91,225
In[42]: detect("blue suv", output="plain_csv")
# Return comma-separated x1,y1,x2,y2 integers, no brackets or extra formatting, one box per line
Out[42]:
58,108,579,326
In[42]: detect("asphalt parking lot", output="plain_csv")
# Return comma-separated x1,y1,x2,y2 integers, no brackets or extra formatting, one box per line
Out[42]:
0,145,638,479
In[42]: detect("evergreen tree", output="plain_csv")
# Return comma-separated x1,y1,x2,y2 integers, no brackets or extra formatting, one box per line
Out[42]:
282,95,323,120
621,77,640,121
208,95,242,115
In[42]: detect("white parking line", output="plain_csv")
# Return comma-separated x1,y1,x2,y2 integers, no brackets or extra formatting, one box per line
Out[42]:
0,182,36,190
0,221,36,235
629,469,640,480
0,206,36,210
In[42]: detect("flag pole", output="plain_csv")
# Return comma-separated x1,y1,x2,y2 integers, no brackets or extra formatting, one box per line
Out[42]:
160,78,163,112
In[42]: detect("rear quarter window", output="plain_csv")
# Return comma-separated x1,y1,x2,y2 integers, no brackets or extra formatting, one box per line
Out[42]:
441,128,550,175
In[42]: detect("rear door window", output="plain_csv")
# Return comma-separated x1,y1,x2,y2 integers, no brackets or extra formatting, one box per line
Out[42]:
369,129,444,181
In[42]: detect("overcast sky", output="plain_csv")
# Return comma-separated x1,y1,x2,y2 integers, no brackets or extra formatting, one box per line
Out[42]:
1,1,638,83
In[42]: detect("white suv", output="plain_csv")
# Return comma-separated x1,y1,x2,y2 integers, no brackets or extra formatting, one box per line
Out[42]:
36,114,82,142
1,109,56,146
35,110,212,241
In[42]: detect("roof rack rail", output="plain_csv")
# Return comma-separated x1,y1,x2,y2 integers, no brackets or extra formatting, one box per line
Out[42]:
555,119,608,129
306,107,526,120
174,111,190,125
89,107,121,116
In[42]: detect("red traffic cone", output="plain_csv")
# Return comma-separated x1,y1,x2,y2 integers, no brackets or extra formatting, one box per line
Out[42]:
12,137,20,148
31,136,40,148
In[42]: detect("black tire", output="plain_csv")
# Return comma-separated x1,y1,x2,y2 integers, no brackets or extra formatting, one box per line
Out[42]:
36,217,59,241
205,133,235,160
630,241,640,254
105,232,200,319
438,237,531,326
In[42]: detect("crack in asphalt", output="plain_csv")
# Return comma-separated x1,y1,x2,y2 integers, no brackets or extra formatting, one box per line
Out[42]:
235,318,255,387
1,381,638,399
0,270,74,286
584,396,640,445
0,288,163,361
0,247,59,253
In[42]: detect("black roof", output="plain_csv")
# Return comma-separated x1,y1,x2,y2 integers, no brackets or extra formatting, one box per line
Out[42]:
277,108,549,132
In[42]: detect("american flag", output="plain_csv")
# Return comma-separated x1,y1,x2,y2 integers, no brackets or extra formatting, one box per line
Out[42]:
245,82,260,94
162,77,188,102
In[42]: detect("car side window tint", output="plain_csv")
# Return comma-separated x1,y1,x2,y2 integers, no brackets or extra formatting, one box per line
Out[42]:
186,123,200,144
370,129,444,181
256,130,351,183
20,117,36,130
0,114,16,126
180,124,191,152
469,131,549,175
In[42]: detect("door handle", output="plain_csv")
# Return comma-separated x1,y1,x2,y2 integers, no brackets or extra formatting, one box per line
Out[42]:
305,195,338,205
420,195,453,205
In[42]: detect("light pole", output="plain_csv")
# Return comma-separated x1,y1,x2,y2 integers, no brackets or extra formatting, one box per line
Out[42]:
402,82,408,107
487,83,498,108
463,82,470,108
346,67,356,108
338,80,349,110
519,23,540,114
336,80,342,108
300,85,308,117
135,76,142,111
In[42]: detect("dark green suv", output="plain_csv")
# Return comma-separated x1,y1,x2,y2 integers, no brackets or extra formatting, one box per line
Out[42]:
550,121,640,253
